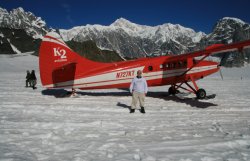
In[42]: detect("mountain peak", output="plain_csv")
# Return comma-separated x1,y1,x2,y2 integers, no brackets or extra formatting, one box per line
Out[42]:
221,17,246,24
0,6,7,11
110,17,148,34
111,17,133,26
15,7,25,12
11,7,25,14
110,17,140,29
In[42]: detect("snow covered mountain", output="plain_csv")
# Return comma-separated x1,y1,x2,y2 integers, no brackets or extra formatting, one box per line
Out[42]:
60,18,206,58
60,17,250,66
0,7,50,54
199,17,250,66
206,17,250,44
0,7,48,39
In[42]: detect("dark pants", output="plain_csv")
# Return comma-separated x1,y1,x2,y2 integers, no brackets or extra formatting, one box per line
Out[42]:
30,79,37,89
26,79,30,87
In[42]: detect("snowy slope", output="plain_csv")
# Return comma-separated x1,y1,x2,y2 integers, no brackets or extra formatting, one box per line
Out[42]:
0,54,250,161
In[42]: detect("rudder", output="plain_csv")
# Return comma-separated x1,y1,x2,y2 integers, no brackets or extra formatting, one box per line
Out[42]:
39,32,81,88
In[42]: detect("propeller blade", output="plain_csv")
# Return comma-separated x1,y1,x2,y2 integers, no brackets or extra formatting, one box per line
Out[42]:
219,53,227,66
219,68,224,80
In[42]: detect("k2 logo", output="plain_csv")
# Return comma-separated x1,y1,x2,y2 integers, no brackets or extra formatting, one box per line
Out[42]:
53,47,67,59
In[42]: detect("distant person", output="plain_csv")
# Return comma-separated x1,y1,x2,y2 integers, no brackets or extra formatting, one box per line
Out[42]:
30,70,37,89
129,70,148,113
25,70,31,87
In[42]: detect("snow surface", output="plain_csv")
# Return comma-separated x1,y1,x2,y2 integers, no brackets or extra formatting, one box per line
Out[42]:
1,54,250,161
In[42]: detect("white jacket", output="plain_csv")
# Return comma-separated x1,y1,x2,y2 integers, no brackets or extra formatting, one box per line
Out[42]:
129,76,148,94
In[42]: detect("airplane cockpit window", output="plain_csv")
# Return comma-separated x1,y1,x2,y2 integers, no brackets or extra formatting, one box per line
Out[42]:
165,61,188,69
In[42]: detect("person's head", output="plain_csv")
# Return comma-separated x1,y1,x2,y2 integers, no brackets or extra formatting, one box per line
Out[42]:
32,70,35,73
27,70,30,73
137,70,142,77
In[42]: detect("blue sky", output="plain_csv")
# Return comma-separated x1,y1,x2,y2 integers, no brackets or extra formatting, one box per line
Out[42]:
1,0,250,33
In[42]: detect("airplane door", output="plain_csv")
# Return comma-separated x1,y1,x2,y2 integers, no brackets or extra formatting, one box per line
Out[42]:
52,63,76,87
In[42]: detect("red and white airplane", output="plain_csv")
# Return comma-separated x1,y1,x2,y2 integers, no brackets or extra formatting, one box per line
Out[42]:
39,32,250,99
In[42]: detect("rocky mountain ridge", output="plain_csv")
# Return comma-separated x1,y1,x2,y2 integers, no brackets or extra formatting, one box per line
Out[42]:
60,18,206,58
199,17,250,66
0,7,48,38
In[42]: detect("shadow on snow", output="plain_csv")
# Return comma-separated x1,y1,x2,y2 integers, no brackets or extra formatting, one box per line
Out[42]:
41,89,217,109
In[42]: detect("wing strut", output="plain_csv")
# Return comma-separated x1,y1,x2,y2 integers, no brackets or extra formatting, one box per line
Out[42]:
181,54,210,76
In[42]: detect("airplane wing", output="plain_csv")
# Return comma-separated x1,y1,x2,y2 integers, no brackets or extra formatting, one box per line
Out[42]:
168,39,250,62
166,39,250,76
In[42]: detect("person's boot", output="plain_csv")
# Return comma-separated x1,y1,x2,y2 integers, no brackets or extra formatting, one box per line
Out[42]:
140,107,145,114
130,109,135,113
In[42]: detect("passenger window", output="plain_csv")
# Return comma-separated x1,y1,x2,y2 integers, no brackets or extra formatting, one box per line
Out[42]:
148,66,153,71
183,61,187,66
173,62,176,68
178,61,183,67
160,64,163,69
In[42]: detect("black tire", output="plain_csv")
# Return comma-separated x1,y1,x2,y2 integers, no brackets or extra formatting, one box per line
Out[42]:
196,88,206,99
168,86,177,95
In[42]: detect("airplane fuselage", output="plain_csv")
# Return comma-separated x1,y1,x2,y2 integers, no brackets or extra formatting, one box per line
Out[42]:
46,55,219,90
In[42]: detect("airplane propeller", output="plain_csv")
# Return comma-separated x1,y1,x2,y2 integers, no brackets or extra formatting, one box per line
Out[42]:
218,53,227,80
219,67,224,80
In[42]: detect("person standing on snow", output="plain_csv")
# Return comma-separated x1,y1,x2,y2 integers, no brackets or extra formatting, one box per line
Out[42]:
129,70,148,113
30,70,37,89
25,70,31,87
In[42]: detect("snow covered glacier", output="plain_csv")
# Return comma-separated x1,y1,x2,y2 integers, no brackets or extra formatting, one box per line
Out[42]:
0,54,250,161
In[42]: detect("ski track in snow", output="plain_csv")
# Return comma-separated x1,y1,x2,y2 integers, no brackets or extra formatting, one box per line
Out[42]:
0,54,250,161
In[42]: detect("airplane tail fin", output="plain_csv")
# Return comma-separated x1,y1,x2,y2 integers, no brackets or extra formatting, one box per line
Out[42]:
39,32,81,88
